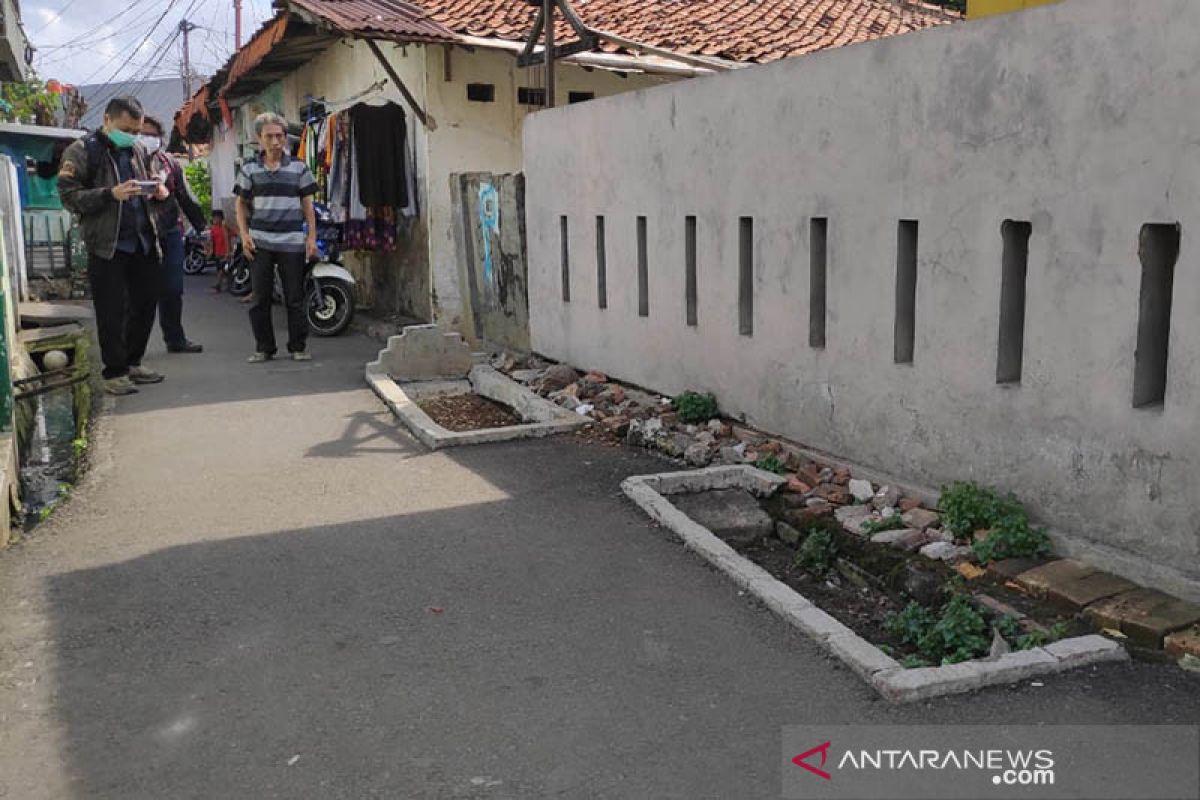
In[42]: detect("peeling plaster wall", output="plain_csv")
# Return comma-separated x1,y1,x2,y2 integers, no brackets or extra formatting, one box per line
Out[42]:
422,46,671,336
281,40,433,319
524,0,1200,599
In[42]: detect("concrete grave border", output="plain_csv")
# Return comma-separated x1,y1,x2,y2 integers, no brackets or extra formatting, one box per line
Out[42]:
621,465,1128,703
367,364,587,450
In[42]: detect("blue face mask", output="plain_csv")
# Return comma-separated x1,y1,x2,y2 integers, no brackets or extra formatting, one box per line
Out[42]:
106,129,136,149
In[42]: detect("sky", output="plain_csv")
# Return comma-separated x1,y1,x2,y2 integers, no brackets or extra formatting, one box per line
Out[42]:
24,0,276,87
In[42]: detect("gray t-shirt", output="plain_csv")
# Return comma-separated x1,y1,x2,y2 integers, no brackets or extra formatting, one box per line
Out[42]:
233,154,318,253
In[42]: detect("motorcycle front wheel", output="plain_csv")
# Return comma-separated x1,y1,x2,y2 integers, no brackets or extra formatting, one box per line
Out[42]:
228,258,252,296
306,278,354,336
183,248,207,275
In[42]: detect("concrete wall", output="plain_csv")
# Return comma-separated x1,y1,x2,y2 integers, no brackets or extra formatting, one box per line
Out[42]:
523,0,1200,600
422,46,670,334
450,172,529,351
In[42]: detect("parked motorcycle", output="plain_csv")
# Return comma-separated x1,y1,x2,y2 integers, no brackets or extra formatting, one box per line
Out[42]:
230,204,357,337
183,230,216,275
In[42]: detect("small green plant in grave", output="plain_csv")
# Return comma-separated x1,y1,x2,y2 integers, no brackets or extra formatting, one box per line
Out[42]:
994,614,1024,642
930,593,991,664
72,437,88,458
862,513,905,534
754,454,788,475
794,525,838,575
885,601,937,648
972,514,1052,564
673,391,719,424
938,480,1052,563
1016,621,1071,651
884,587,991,665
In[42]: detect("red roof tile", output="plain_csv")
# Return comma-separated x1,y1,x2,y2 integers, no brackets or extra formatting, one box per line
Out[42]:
417,0,954,63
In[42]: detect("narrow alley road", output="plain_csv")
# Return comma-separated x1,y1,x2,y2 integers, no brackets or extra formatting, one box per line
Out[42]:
0,279,1196,799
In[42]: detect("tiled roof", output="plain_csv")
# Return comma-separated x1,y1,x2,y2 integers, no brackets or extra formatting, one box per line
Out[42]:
421,0,956,64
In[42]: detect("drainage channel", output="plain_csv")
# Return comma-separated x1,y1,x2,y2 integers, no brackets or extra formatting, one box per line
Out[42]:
15,334,92,530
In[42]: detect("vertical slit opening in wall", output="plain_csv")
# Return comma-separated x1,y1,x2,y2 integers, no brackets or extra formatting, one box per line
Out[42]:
685,216,697,326
809,217,828,349
560,215,570,302
894,220,918,364
637,216,649,317
996,220,1032,384
1132,222,1181,408
738,217,754,336
596,215,607,309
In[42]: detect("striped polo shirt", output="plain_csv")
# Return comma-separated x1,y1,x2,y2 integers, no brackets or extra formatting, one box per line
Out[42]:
233,153,318,253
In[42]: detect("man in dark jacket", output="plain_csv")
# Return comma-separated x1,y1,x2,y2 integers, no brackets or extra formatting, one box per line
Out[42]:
139,116,206,353
58,96,167,396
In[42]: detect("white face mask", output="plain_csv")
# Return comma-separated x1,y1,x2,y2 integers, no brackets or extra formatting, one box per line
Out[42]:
136,134,162,153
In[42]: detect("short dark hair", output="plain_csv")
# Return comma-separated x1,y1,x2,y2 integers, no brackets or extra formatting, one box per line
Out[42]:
105,96,144,120
141,115,164,135
212,209,224,219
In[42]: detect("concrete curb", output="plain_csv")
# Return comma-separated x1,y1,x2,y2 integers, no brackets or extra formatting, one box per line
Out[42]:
366,364,586,450
621,467,1129,703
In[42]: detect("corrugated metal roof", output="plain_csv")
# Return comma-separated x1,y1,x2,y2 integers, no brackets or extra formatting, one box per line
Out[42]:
79,78,192,131
289,0,461,43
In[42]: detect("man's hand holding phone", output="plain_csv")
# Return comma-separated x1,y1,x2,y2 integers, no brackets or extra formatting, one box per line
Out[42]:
111,180,143,201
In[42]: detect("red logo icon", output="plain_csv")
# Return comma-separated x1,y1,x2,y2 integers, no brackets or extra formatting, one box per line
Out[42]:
792,741,833,780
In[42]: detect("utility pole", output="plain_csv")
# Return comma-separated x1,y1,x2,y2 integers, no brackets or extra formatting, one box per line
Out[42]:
234,0,243,48
179,18,199,96
542,0,555,108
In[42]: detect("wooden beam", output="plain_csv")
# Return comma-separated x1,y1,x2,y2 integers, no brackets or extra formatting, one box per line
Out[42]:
363,38,437,131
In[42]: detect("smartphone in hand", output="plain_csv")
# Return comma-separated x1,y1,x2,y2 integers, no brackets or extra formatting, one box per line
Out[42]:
135,180,160,195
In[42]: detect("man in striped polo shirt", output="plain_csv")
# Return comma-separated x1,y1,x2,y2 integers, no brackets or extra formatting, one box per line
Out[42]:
234,112,319,362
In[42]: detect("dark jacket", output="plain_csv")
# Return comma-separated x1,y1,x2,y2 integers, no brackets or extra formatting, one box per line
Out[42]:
57,131,163,260
150,150,207,236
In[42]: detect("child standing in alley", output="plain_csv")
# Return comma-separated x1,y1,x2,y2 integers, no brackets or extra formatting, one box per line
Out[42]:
209,209,232,292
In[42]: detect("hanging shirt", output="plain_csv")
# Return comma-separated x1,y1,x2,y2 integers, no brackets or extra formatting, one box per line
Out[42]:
350,102,409,208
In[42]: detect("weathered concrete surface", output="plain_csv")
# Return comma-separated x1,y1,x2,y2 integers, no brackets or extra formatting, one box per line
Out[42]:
0,281,1198,798
670,489,774,547
524,0,1200,603
366,323,476,381
366,364,585,450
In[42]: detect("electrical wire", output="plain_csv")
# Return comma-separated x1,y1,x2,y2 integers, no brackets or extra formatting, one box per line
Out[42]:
28,0,84,37
77,0,192,91
35,0,170,52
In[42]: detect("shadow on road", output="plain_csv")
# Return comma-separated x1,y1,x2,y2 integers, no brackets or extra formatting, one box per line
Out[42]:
41,437,1200,798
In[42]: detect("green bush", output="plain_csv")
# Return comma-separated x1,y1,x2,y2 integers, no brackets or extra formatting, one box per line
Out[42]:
938,480,1051,563
673,391,719,424
184,159,212,218
885,601,936,647
884,593,991,665
754,454,787,475
972,513,1052,564
794,527,838,575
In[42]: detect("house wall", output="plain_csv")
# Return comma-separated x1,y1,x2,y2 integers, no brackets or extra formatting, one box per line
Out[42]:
281,41,433,319
523,0,1200,600
422,46,671,337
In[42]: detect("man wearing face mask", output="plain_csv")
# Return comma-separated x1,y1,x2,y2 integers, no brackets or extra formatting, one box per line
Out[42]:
139,116,206,354
58,96,169,396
